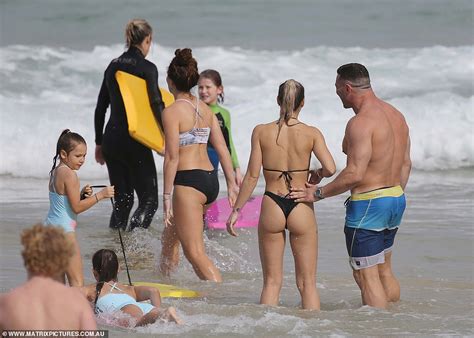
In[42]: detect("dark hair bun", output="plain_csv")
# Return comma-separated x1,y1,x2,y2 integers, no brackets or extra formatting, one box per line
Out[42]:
167,48,199,92
174,48,193,66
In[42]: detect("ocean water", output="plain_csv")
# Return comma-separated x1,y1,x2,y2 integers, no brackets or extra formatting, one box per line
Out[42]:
0,0,473,336
1,171,473,336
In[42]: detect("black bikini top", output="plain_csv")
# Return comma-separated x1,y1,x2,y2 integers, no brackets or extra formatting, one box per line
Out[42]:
262,168,309,193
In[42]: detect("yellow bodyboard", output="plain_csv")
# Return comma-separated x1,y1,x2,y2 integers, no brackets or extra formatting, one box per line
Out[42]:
133,281,200,298
115,71,174,153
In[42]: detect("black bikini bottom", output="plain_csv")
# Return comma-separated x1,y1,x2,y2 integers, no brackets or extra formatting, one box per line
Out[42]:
264,191,299,224
174,169,219,205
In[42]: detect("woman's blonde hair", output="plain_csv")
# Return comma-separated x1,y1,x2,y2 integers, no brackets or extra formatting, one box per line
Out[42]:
125,19,153,48
277,79,304,124
21,224,73,278
276,79,305,143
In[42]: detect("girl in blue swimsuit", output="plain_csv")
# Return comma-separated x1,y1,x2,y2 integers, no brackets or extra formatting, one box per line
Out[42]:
80,249,182,327
45,129,114,286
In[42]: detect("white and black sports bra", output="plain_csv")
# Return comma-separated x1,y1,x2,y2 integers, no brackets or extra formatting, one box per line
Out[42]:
177,97,211,147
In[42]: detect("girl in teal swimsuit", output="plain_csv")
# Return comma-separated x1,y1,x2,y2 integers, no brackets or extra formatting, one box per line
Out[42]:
45,129,114,286
198,69,242,186
80,249,182,327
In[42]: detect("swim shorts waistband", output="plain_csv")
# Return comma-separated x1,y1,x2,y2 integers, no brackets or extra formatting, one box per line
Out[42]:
350,185,403,201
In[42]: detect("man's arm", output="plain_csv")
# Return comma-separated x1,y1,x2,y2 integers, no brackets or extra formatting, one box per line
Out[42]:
291,116,373,202
321,117,373,198
400,134,411,190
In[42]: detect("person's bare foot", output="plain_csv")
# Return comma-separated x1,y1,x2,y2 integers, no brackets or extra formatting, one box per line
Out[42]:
160,306,182,324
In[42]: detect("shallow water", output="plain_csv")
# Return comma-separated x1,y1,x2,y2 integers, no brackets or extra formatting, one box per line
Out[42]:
0,170,472,336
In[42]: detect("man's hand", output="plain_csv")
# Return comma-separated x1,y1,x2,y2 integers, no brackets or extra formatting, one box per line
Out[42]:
289,182,318,203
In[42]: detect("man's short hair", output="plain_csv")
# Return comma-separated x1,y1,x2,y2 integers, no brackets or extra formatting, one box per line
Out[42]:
21,224,73,278
337,63,371,87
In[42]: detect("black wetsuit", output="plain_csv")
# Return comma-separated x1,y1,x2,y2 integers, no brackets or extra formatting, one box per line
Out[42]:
94,46,165,230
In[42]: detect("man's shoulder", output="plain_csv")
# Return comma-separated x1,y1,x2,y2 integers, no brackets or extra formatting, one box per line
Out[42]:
347,113,373,128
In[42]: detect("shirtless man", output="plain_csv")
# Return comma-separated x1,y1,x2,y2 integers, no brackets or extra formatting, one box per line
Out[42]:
290,63,411,309
0,224,96,330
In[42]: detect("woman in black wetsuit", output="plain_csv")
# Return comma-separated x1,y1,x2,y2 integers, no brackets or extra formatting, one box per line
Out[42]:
94,19,164,230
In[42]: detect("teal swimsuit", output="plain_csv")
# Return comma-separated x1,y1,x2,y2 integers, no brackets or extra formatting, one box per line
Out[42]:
44,166,77,233
95,282,154,315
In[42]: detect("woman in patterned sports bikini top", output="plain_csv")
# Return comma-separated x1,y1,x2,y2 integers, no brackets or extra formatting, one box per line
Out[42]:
160,48,238,282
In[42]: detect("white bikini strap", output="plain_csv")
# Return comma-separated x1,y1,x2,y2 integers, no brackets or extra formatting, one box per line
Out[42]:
175,97,202,127
175,98,197,110
104,281,125,293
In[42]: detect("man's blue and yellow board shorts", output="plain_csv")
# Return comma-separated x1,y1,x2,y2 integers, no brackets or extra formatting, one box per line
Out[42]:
344,186,406,270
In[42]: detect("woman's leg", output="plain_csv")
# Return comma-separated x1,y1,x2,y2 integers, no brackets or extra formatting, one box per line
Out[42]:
64,233,83,287
173,185,222,282
258,196,287,306
287,203,320,310
159,221,180,277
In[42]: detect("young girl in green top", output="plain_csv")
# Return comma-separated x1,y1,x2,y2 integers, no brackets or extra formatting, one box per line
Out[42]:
198,69,242,186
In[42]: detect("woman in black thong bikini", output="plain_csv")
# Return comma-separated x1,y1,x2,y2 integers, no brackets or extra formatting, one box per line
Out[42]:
226,79,336,310
160,49,238,282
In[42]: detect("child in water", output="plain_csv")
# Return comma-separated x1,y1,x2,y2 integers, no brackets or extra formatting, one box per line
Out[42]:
80,249,182,327
44,129,114,286
198,69,242,186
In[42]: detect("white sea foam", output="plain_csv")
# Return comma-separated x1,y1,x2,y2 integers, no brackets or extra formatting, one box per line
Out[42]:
0,44,472,178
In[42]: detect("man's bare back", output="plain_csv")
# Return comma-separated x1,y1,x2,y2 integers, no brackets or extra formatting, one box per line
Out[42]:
343,95,410,194
0,276,96,330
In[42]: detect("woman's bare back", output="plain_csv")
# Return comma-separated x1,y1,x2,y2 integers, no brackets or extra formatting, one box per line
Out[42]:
258,120,316,195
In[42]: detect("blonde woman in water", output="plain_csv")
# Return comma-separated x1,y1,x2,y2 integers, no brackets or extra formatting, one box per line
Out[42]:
227,80,336,309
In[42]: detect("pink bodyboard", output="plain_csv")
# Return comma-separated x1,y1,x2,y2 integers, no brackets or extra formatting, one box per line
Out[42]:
205,195,263,230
